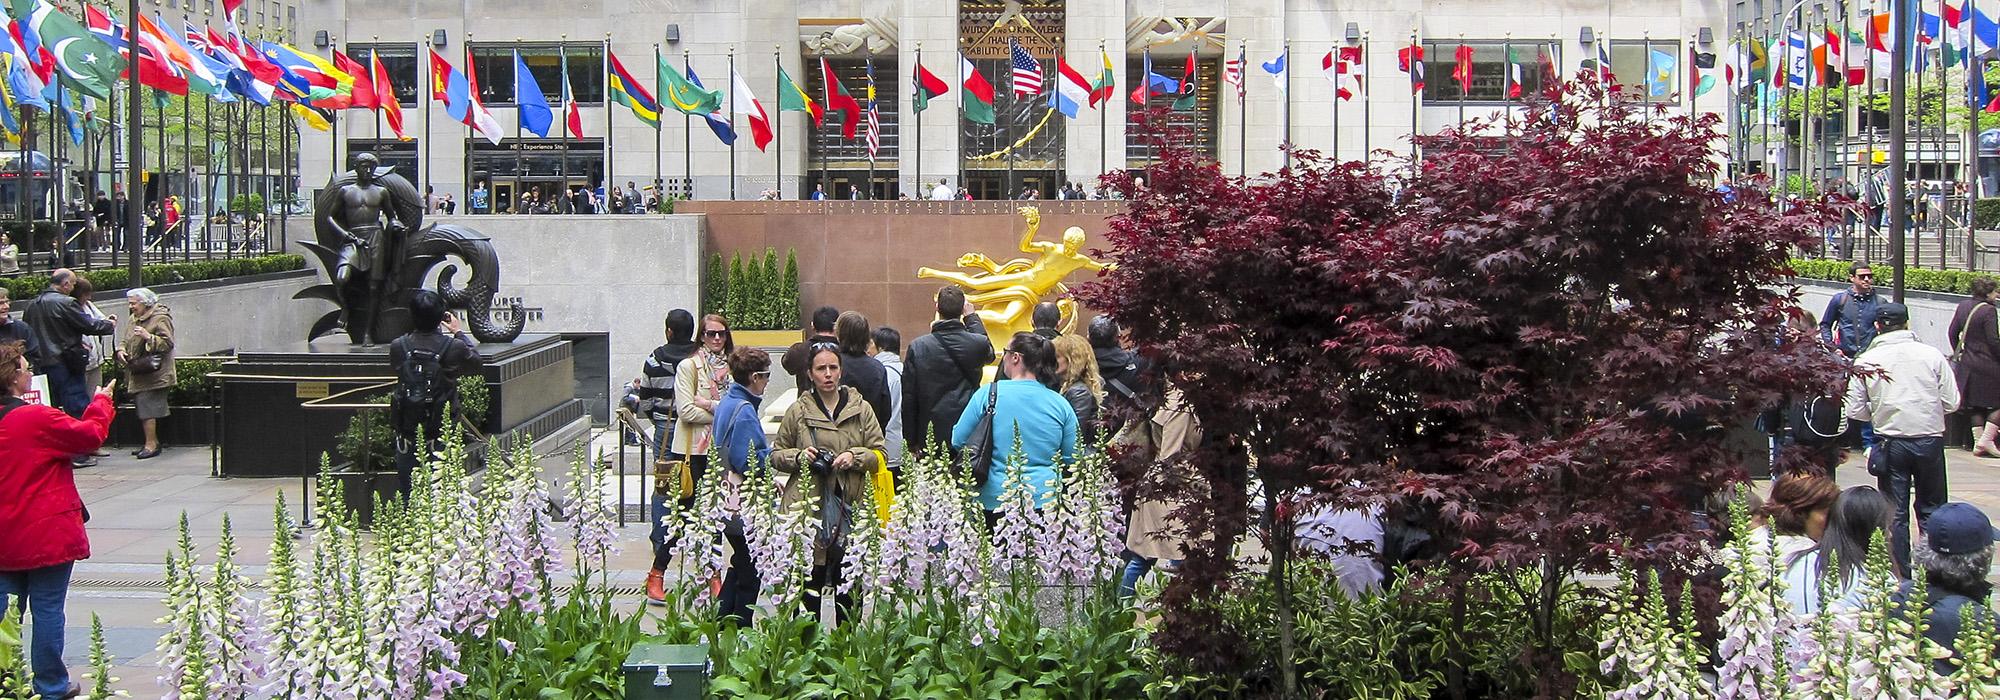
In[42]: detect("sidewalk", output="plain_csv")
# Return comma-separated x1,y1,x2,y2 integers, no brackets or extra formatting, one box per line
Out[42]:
44,436,2000,695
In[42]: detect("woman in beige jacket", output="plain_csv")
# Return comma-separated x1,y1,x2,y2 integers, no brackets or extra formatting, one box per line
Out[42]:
118,288,174,459
1117,385,1200,598
647,313,733,601
770,342,884,627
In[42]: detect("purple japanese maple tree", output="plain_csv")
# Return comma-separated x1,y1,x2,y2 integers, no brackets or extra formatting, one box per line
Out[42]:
1079,84,1847,696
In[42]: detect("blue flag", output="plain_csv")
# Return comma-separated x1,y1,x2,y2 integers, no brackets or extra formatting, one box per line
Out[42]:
1647,49,1676,97
514,51,553,137
57,89,83,145
685,66,735,145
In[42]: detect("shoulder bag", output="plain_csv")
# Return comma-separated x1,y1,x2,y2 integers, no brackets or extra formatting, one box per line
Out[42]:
1953,302,1992,364
959,381,1000,487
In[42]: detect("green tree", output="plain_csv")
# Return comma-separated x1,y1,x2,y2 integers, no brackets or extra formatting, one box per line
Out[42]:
760,247,780,330
704,252,726,318
726,253,747,329
782,249,801,330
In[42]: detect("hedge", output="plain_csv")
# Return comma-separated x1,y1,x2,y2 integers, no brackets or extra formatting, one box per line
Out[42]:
1977,199,2000,230
1790,257,1989,295
3,254,307,301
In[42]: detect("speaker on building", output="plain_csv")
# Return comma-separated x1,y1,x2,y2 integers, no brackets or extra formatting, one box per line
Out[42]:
432,30,448,48
1697,26,1713,47
1579,26,1595,45
665,25,681,44
313,30,329,48
1344,22,1359,43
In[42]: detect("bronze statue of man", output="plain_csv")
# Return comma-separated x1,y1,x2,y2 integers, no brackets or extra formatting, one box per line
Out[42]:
324,153,412,344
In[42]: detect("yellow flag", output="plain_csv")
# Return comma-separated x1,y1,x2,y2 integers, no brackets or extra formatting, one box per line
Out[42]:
289,103,331,132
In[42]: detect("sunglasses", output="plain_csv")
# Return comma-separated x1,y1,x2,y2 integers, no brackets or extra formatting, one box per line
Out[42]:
703,329,729,338
1854,273,1874,279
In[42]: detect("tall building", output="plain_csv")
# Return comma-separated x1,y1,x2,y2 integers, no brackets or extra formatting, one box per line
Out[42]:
299,0,1728,206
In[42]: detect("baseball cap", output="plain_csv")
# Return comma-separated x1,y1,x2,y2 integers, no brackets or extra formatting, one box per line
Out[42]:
1875,303,1910,327
1926,502,2000,555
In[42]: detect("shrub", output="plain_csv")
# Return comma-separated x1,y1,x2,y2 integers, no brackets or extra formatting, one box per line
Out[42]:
333,394,395,471
1977,198,2000,230
2,254,306,302
703,252,726,318
1790,257,1991,295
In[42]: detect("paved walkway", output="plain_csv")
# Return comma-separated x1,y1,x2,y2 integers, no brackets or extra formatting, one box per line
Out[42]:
36,434,2000,695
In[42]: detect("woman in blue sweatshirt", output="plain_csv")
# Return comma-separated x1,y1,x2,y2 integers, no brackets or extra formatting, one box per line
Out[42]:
711,347,772,625
953,332,1079,519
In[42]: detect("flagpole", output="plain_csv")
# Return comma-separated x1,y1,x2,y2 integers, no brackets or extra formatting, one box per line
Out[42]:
558,37,568,213
775,44,784,198
1333,44,1342,161
1238,40,1246,177
1967,0,1979,267
514,42,523,203
424,34,433,201
1503,35,1514,143
915,42,924,196
1936,7,1949,266
463,33,474,211
819,58,829,198
124,0,143,278
1098,40,1106,179
866,56,875,198
1456,34,1466,130
604,34,613,213
1362,33,1372,162
958,40,967,194
682,47,692,200
1410,31,1419,165
728,46,738,200
1891,0,1911,301
373,39,383,148
1285,40,1294,170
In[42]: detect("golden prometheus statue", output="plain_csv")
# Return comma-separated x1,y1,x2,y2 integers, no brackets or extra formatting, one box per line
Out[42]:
917,206,1111,358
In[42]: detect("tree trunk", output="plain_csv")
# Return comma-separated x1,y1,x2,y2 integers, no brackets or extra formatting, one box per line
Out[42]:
1262,476,1300,698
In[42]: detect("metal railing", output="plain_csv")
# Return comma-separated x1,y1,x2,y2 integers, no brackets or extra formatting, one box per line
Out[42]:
1816,195,1995,271
1,213,285,278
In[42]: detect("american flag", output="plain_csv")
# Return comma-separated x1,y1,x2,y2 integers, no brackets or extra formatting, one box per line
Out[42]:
864,61,880,158
1009,39,1044,97
1224,52,1243,97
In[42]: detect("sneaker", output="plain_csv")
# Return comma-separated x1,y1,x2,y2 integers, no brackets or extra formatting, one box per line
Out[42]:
71,457,98,468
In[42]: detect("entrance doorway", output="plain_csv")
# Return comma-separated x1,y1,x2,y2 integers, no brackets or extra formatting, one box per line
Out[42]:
965,170,1059,200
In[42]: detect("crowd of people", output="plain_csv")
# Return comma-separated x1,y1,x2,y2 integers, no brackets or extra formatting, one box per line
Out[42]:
0,267,178,698
618,287,1197,627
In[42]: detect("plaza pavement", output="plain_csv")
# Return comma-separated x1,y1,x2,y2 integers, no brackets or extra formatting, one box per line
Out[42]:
42,432,2000,695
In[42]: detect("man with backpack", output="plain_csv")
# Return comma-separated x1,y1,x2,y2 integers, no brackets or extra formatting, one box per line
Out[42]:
1819,262,1882,359
389,290,483,494
902,288,992,458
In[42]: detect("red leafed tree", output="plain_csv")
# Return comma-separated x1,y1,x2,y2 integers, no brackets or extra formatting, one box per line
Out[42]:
1079,85,1845,696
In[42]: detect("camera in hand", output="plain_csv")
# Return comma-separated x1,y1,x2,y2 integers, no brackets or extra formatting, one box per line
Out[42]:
808,449,837,477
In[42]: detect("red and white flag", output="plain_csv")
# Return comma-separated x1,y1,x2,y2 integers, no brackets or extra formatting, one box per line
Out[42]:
731,68,772,151
1223,53,1243,97
1397,43,1426,93
1009,39,1043,96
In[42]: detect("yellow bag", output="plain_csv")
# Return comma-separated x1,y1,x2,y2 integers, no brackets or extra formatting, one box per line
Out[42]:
654,457,695,499
871,449,894,526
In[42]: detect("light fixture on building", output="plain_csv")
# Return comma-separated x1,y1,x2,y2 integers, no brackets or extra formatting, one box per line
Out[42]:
665,24,681,44
1344,22,1359,43
1579,26,1596,45
432,29,448,48
312,29,328,48
1698,26,1713,46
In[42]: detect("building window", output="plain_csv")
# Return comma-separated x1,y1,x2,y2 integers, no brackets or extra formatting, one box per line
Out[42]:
1608,39,1681,103
804,57,900,168
347,43,419,108
1422,40,1562,103
1125,55,1222,165
345,139,418,184
957,55,1064,191
467,43,604,106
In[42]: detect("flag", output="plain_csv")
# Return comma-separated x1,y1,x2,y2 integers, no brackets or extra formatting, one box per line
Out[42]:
288,102,329,130
558,52,582,139
1971,51,1993,108
1646,49,1675,97
55,85,79,143
960,53,995,124
205,26,274,103
1091,49,1116,105
373,52,406,140
140,12,222,95
1971,5,2000,54
163,17,234,99
260,41,350,95
0,20,43,109
514,49,552,137
731,69,770,150
863,62,879,158
1333,45,1363,100
606,50,659,128
0,54,20,133
1009,39,1042,97
685,65,734,146
819,57,860,138
1050,57,1091,117
1224,47,1243,98
1538,45,1558,84
912,62,947,112
1747,38,1769,85
659,54,723,115
1172,52,1196,110
1592,42,1615,82
1507,46,1525,98
1131,52,1179,104
1451,44,1474,94
1785,31,1809,88
1262,50,1288,95
1397,43,1424,93
430,48,501,142
1723,42,1745,90
7,7,51,84
459,47,503,143
82,5,185,95
320,49,369,109
19,0,123,99
1689,46,1715,97
775,64,820,125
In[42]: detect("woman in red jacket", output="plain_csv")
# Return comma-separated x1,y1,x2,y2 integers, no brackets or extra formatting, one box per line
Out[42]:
0,340,114,699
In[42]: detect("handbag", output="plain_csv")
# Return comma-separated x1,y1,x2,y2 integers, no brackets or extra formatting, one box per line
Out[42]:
959,381,1000,487
653,455,695,499
1951,302,1989,364
129,350,166,374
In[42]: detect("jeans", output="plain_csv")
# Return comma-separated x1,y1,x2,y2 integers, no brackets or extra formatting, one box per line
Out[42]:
1877,435,1950,572
650,454,707,571
0,562,74,699
803,541,853,627
717,516,760,625
1119,553,1154,598
43,362,88,418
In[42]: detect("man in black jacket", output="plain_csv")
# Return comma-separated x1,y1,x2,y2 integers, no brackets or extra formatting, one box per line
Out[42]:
23,269,115,419
633,309,698,454
0,288,43,373
781,306,841,389
388,290,483,493
902,287,993,457
1091,316,1147,435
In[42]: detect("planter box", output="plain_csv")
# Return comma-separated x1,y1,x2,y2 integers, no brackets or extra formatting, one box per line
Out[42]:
620,642,709,699
331,469,402,528
106,405,219,446
731,329,804,348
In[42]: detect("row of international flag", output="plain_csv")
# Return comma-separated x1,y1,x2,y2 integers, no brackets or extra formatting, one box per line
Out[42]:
1725,2,2000,111
0,0,391,142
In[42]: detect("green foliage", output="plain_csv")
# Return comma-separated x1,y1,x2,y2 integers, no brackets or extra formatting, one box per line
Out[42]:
0,599,22,698
759,247,780,330
1975,199,2000,230
333,394,395,471
782,250,800,330
1,254,307,302
703,252,727,318
227,193,265,216
1781,174,1821,197
1149,561,1607,698
1792,257,1990,294
455,587,645,698
170,357,222,406
726,253,747,330
457,375,491,430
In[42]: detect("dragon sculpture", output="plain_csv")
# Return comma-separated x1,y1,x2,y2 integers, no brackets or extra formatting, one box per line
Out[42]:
295,153,525,346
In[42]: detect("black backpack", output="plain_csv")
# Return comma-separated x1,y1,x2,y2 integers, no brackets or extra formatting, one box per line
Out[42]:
392,334,451,437
1788,395,1847,447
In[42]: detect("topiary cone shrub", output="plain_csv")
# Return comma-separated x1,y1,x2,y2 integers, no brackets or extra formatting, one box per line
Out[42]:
1076,78,1849,697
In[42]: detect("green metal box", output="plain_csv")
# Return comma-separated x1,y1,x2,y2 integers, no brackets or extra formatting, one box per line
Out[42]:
620,642,710,700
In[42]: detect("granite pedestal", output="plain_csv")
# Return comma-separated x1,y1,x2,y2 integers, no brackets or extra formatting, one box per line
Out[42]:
217,333,588,477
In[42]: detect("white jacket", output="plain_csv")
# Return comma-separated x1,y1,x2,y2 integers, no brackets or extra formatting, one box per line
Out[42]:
1845,330,1961,437
874,351,905,465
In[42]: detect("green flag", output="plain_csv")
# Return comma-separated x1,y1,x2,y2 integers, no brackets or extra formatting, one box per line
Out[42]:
658,54,722,115
15,0,124,100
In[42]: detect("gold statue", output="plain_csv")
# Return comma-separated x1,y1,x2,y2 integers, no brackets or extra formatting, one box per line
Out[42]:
918,207,1111,357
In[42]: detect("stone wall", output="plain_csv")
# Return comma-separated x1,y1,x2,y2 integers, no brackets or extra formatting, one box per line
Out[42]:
682,200,1123,338
81,270,331,358
425,214,703,406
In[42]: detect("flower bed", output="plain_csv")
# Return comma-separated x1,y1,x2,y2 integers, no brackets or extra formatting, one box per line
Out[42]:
2,254,307,301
